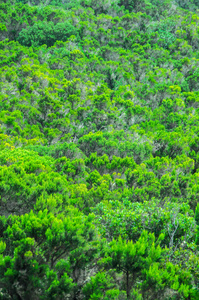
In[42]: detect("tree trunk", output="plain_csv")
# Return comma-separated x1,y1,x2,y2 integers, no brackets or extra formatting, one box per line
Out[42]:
126,270,130,299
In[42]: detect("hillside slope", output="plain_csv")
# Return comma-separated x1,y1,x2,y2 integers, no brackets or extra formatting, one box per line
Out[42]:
1,0,199,299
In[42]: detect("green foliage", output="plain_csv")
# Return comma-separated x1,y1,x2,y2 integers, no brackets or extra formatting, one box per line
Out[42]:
0,208,97,299
83,271,126,299
93,199,196,249
1,0,199,299
17,21,77,47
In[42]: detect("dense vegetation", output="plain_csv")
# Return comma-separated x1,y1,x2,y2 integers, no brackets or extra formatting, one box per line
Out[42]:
1,0,199,298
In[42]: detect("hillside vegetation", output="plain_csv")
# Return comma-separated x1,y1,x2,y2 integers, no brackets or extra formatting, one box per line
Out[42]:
1,0,199,299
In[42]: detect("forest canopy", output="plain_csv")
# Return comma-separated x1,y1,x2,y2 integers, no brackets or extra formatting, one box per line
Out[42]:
1,0,199,299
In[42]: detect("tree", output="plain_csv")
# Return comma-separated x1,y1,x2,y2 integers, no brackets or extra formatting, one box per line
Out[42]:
17,21,77,47
100,231,163,298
